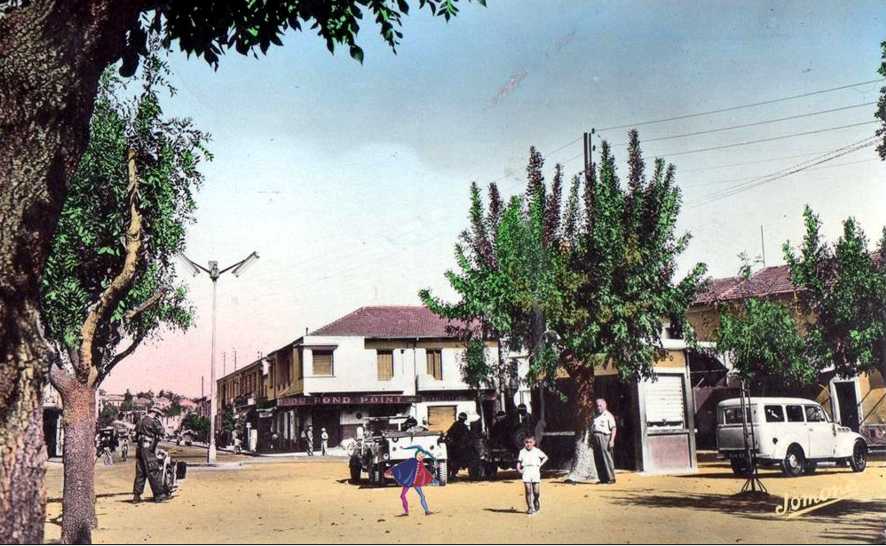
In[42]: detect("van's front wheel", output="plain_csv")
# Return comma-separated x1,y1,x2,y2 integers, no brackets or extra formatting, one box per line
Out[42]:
782,445,805,477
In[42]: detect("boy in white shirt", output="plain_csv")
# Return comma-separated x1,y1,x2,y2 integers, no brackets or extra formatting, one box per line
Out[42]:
516,435,548,515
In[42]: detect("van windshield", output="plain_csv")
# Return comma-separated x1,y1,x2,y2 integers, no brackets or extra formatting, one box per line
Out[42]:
721,406,755,425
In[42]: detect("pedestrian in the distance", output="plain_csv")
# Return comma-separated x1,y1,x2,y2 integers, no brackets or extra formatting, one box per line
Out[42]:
305,425,314,456
516,434,547,515
320,427,329,456
592,398,617,484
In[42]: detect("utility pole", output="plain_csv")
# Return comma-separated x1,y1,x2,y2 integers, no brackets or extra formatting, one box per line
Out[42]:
222,352,226,377
760,225,766,266
178,251,260,464
583,129,596,173
233,348,238,371
201,376,204,399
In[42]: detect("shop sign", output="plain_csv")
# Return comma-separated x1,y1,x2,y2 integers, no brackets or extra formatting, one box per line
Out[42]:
277,394,420,407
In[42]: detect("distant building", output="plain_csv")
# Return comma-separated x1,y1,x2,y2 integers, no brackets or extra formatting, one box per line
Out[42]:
43,384,63,458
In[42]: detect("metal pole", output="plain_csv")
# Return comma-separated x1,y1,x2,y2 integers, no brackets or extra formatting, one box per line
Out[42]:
208,278,218,464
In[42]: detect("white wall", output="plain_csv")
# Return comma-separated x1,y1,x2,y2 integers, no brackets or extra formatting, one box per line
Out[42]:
300,335,500,396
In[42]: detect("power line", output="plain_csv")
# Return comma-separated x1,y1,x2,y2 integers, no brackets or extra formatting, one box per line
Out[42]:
683,156,877,189
656,120,877,158
609,102,875,147
688,136,878,207
597,78,884,132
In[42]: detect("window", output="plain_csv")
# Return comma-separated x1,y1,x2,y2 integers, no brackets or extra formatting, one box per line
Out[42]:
764,405,785,422
426,349,443,380
313,350,334,376
645,375,686,430
805,405,827,422
377,350,394,381
722,406,752,425
427,405,456,432
786,405,805,422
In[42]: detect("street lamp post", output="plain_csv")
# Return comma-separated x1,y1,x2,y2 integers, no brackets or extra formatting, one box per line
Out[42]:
179,251,259,464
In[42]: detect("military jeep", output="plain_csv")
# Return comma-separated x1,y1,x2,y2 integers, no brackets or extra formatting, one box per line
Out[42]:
348,416,448,486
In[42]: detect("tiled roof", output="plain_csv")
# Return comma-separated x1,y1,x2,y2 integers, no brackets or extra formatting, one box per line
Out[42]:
694,265,797,304
309,306,463,338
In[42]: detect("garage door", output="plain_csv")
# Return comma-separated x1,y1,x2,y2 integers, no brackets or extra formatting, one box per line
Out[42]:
427,405,456,433
645,374,686,431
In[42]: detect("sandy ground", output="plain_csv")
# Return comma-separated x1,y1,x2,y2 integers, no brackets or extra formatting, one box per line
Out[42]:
44,445,886,544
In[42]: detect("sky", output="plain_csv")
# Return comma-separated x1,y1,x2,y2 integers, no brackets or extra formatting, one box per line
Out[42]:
103,0,886,397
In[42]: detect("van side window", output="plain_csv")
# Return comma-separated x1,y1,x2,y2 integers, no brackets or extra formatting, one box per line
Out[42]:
786,405,804,422
805,405,826,422
764,405,785,422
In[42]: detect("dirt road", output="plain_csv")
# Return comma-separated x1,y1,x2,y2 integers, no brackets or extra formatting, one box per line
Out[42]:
44,446,886,543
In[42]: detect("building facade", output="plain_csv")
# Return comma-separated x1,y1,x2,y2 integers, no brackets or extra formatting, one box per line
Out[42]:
217,306,503,452
687,264,886,450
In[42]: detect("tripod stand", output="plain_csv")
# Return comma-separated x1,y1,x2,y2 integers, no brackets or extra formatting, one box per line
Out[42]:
738,378,767,495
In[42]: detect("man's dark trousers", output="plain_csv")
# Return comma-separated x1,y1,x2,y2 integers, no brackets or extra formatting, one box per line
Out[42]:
133,446,164,498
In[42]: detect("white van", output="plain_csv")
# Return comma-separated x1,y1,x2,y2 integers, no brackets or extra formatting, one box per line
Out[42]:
716,397,868,477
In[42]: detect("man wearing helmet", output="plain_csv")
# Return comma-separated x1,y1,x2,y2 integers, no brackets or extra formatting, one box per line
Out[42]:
133,406,168,503
445,412,473,479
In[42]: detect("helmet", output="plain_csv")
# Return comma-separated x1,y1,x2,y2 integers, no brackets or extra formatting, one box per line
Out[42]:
458,412,468,421
517,403,527,412
148,407,163,417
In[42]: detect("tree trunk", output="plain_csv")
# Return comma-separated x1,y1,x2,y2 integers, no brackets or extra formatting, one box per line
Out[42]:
59,382,97,545
0,3,141,542
565,366,599,483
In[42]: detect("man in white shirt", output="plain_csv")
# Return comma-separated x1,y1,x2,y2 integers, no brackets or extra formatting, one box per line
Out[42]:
592,398,617,484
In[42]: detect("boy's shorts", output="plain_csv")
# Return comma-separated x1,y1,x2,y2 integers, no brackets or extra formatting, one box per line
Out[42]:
521,467,541,483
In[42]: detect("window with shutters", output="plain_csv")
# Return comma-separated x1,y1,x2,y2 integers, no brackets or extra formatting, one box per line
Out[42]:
377,350,394,381
313,350,334,376
427,405,456,432
644,374,686,430
426,349,443,380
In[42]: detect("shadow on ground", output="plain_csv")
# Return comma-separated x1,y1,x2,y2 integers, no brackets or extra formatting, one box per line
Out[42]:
611,489,886,543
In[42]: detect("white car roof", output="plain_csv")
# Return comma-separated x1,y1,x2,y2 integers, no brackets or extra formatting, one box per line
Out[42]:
717,397,820,407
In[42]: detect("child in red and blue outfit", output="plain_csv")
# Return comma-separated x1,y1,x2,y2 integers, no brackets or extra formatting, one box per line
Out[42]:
387,446,435,515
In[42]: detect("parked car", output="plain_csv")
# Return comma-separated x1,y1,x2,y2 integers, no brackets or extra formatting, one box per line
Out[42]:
716,397,868,477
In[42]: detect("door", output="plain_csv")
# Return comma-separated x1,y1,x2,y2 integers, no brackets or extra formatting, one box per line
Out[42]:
804,405,834,459
835,381,860,432
427,405,456,433
312,408,342,448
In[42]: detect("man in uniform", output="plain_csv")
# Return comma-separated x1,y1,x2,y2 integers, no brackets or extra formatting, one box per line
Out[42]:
592,398,617,484
133,407,168,503
445,412,473,478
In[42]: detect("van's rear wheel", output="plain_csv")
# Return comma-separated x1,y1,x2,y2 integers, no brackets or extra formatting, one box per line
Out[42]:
849,440,867,472
803,461,817,475
782,445,805,477
729,456,750,476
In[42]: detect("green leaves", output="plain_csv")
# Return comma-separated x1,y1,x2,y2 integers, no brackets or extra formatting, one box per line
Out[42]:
119,0,482,73
40,43,207,378
716,297,811,385
784,205,886,379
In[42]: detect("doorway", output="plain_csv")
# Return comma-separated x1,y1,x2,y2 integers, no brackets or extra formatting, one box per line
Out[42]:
312,408,342,447
834,381,860,432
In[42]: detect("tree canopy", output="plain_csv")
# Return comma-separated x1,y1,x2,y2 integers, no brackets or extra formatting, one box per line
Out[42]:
41,52,207,385
108,0,485,74
784,206,886,380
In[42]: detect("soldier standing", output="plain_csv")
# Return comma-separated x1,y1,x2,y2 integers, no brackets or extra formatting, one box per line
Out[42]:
133,407,168,503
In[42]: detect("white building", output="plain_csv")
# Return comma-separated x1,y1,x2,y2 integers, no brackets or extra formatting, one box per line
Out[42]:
244,306,525,450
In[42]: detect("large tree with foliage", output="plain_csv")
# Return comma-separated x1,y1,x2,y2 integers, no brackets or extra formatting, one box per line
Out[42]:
424,134,705,483
40,51,204,543
0,2,480,541
549,132,706,482
784,206,886,383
